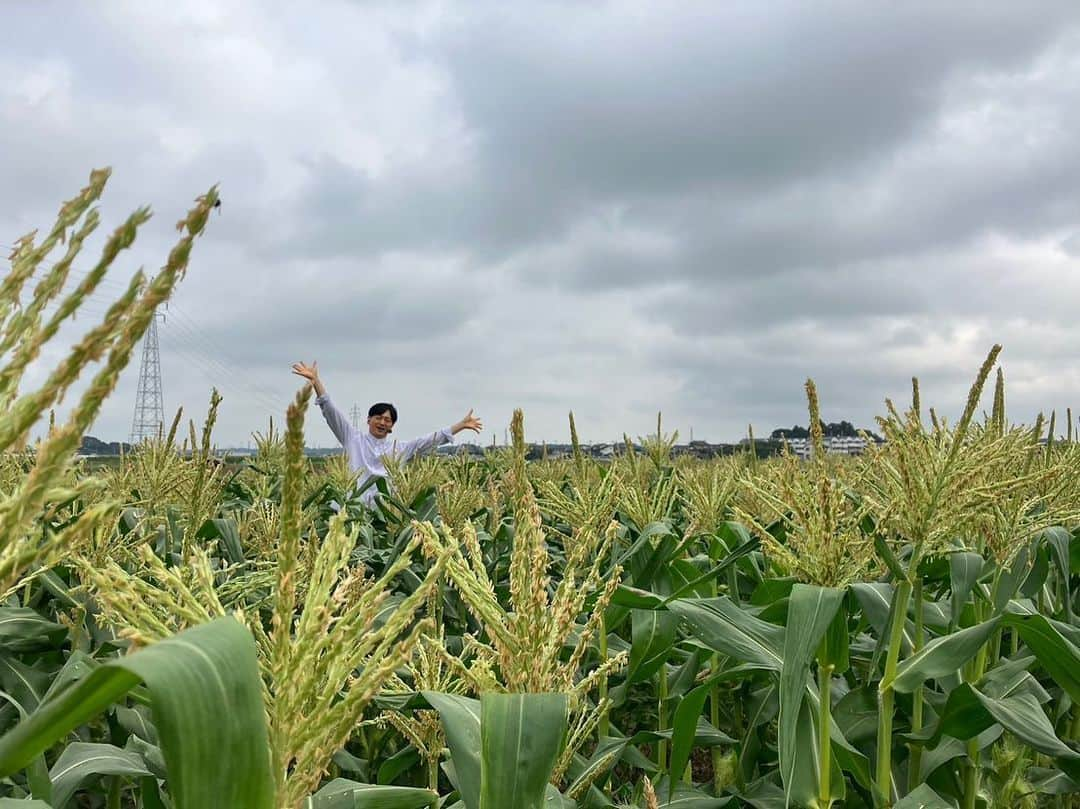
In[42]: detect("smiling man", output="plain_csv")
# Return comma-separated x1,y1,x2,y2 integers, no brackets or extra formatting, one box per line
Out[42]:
291,360,483,505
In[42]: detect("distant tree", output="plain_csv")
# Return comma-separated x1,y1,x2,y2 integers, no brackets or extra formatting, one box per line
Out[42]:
771,425,809,439
770,421,882,442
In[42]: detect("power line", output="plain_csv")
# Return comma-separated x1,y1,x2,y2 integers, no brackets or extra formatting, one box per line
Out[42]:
75,276,290,409
70,285,289,406
71,297,287,418
23,266,309,433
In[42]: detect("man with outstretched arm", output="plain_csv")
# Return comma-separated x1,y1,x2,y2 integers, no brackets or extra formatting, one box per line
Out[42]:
291,360,483,506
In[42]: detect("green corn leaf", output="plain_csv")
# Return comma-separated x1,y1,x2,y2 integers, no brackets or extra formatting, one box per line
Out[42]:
832,686,877,744
194,517,244,565
29,571,77,609
0,617,274,809
666,648,707,701
908,682,989,745
648,779,732,807
970,688,1080,778
304,779,437,809
48,743,151,809
735,776,786,808
565,736,626,800
126,736,166,779
628,716,736,748
610,585,665,610
611,521,673,572
667,682,711,801
140,776,166,809
948,552,984,627
479,692,568,809
824,716,871,792
918,726,1002,781
783,698,826,808
817,600,849,673
979,656,1047,703
1002,607,1080,703
994,545,1034,612
626,609,678,684
872,533,907,583
331,750,368,781
1029,767,1080,795
422,692,572,809
1040,526,1072,620
778,584,844,807
115,705,157,744
0,655,50,712
377,747,420,786
888,617,1001,692
0,609,66,652
850,582,914,657
667,597,784,671
41,652,98,703
893,783,952,809
422,692,481,809
0,686,50,803
918,682,1080,777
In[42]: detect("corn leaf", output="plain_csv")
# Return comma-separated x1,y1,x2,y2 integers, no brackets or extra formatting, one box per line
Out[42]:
48,743,151,809
667,597,784,671
626,609,678,684
422,692,482,808
666,682,711,800
1002,607,1080,703
0,617,274,809
893,783,952,809
479,692,568,809
888,618,1000,693
304,779,437,809
948,552,984,627
565,736,626,799
778,584,844,806
0,609,66,652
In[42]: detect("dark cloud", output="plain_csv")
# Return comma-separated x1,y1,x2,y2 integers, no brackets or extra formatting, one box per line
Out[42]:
4,2,1080,445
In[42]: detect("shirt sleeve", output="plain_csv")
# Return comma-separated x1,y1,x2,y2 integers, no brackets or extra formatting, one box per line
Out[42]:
315,394,356,447
396,426,455,460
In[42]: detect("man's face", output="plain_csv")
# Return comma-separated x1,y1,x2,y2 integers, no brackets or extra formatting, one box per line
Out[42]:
367,411,394,439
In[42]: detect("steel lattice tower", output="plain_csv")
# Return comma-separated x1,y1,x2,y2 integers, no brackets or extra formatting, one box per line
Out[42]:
129,314,165,444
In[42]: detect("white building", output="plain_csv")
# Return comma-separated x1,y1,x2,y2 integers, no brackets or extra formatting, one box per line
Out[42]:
781,435,869,459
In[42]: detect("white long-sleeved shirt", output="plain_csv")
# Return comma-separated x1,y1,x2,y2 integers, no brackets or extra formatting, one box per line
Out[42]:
315,394,454,505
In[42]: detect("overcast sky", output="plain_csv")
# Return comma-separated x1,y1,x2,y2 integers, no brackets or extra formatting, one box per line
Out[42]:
4,1,1080,447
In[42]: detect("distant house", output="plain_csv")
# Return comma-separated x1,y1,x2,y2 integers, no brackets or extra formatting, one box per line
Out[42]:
779,435,872,458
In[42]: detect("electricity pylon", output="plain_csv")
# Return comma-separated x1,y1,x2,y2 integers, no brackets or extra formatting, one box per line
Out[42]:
129,312,165,444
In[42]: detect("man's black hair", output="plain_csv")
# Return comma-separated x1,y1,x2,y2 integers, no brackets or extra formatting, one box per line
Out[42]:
369,402,398,424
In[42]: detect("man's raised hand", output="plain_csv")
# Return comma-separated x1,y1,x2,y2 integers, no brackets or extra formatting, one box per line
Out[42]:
291,361,326,397
452,409,483,435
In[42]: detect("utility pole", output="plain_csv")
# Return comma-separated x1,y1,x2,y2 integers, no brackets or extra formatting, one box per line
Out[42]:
130,312,165,445
350,405,363,430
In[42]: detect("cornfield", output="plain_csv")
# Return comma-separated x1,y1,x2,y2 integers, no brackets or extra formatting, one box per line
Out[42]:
2,174,1080,809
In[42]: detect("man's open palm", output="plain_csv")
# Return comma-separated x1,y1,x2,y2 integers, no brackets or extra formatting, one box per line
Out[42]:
291,361,327,397
457,409,483,433
292,361,319,382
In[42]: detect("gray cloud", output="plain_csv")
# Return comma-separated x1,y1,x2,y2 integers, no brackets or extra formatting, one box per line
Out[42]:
4,1,1080,446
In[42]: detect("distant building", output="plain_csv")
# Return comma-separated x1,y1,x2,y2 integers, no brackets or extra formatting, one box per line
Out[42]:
779,435,872,458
